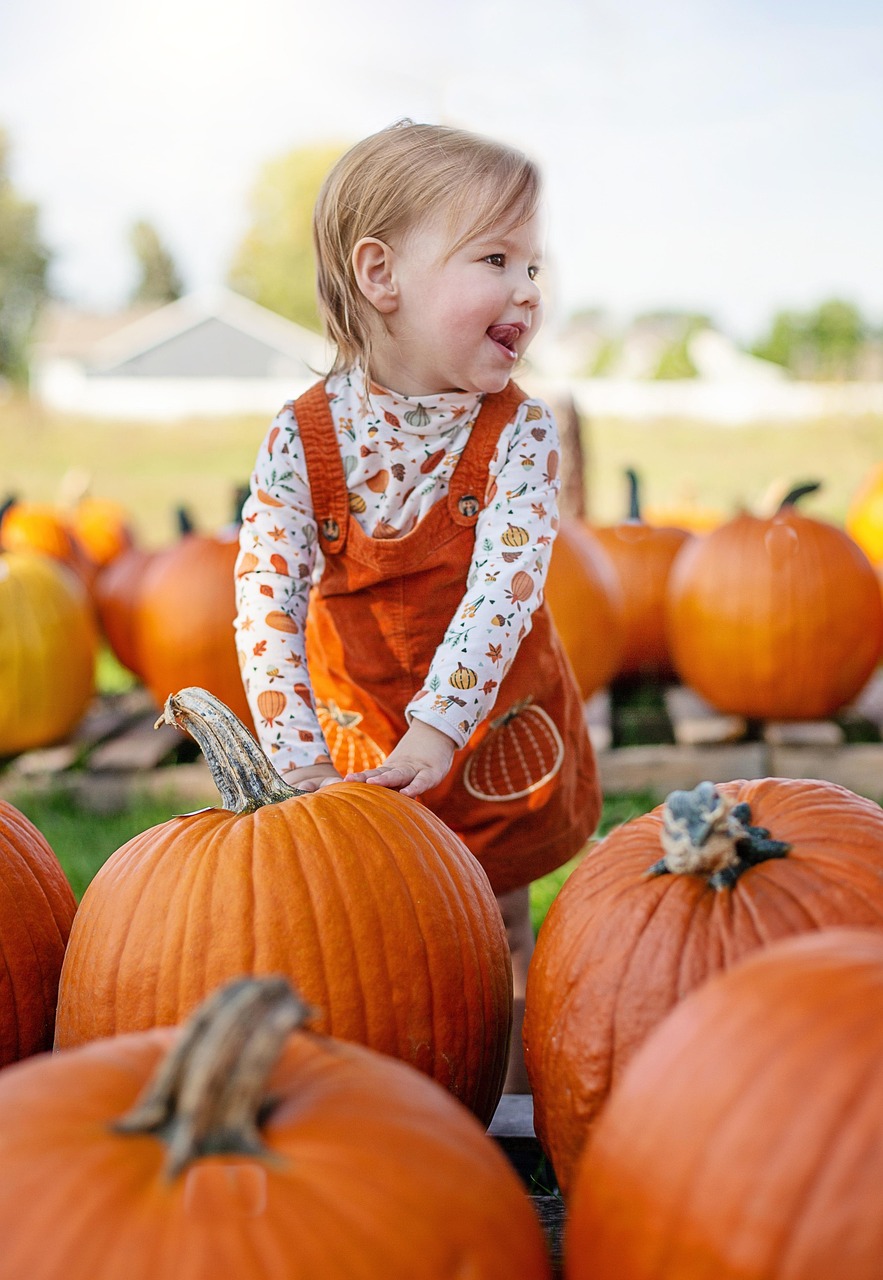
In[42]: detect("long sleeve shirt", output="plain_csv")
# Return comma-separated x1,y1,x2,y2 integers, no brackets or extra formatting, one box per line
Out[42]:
234,365,561,772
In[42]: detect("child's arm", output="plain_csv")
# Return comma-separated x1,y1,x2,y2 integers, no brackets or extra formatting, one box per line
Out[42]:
344,720,456,797
281,762,344,792
234,402,334,775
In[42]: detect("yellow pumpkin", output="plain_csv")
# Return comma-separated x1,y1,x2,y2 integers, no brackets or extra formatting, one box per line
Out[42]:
0,551,98,754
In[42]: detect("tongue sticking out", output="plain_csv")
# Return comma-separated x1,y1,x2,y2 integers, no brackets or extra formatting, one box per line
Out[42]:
487,324,520,351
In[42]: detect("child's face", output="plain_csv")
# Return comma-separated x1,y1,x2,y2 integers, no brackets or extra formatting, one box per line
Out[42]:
369,207,545,396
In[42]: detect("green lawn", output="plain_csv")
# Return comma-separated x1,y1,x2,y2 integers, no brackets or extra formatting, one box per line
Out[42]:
2,395,881,543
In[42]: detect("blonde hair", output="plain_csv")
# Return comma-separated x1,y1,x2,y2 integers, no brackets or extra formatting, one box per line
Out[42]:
313,120,542,378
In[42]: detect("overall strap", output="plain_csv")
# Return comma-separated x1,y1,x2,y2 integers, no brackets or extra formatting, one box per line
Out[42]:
447,382,527,525
293,381,350,555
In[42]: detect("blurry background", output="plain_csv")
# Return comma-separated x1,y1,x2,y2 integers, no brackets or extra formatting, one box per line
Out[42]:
1,0,882,530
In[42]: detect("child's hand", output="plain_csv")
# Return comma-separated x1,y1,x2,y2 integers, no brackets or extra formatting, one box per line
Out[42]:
281,763,344,793
345,720,456,798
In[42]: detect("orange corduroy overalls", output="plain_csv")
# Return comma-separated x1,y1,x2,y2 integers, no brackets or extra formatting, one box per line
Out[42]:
298,379,601,895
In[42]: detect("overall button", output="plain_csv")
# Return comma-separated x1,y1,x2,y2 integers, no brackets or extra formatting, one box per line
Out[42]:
458,495,480,518
321,518,340,540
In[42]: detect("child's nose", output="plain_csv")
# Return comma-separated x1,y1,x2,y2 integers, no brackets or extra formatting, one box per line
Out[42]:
514,273,542,308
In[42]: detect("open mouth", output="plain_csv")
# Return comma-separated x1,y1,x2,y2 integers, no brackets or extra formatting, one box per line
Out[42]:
487,324,522,360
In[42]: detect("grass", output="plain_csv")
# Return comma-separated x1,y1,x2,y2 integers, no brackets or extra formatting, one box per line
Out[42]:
11,778,659,919
13,789,186,900
2,395,882,543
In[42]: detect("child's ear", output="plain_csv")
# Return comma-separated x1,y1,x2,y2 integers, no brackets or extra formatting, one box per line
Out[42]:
352,238,398,314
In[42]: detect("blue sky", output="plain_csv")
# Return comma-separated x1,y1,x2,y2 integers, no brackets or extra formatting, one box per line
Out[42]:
2,0,882,340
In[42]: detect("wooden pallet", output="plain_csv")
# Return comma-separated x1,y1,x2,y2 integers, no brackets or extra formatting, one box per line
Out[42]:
489,1094,564,1275
586,671,883,802
2,673,883,811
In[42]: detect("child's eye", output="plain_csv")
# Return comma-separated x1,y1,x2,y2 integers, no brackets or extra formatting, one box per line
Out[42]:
484,253,505,267
528,265,541,281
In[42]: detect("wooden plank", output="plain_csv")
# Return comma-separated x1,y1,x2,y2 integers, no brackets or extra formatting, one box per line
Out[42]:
763,720,845,746
664,685,747,746
766,743,883,801
531,1195,565,1277
597,742,770,797
87,713,182,772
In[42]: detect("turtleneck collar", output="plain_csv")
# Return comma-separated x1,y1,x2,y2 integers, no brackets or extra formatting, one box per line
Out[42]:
328,365,484,437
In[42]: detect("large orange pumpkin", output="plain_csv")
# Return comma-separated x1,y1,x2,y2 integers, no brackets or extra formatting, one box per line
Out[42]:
3,978,552,1280
135,525,253,726
543,518,625,698
524,775,883,1195
55,688,513,1126
0,550,98,755
666,483,883,719
566,928,883,1280
0,799,76,1066
593,469,693,681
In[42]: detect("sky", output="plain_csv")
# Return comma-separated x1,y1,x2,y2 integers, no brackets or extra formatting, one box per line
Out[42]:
2,0,882,342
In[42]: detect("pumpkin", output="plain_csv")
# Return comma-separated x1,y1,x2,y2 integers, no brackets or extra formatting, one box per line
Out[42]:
523,775,883,1195
93,511,194,681
593,469,693,681
845,461,883,564
2,978,552,1280
137,525,253,727
69,496,135,570
0,799,76,1066
666,482,883,719
0,550,98,755
54,688,513,1126
0,498,94,588
316,700,385,774
543,518,625,699
566,928,883,1280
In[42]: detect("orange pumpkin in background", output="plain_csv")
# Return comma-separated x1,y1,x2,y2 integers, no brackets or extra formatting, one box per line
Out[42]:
69,496,135,571
593,469,693,681
666,481,883,719
136,518,253,727
543,518,625,699
0,498,94,590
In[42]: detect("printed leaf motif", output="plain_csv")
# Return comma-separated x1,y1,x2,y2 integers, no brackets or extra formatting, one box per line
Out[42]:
525,404,544,421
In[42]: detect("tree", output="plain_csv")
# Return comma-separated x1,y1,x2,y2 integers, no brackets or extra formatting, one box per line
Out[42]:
0,129,51,385
227,141,350,332
752,299,868,380
128,219,184,305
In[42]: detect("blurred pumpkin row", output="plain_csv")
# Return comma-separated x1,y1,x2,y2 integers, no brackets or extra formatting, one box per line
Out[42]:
2,462,883,760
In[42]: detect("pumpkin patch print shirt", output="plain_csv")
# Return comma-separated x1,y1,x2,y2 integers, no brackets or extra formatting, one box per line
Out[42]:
235,365,561,773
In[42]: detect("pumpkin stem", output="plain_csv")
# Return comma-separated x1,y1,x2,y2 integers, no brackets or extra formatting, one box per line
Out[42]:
625,467,642,522
647,780,791,889
156,687,304,813
113,976,312,1178
777,481,821,511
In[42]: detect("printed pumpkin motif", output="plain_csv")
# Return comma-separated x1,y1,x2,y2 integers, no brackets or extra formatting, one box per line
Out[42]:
450,663,478,690
502,524,530,547
317,701,386,775
464,698,563,805
257,689,287,727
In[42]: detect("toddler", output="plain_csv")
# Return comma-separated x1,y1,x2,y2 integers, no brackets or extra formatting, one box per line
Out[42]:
235,121,601,1091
